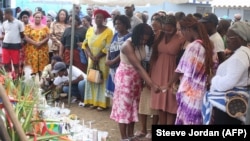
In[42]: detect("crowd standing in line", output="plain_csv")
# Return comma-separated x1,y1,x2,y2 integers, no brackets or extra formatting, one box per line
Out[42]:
0,4,249,141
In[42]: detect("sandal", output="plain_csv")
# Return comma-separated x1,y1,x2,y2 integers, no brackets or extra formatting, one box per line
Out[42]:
134,131,146,138
145,133,152,139
89,105,97,109
97,107,104,111
128,136,140,141
120,139,130,141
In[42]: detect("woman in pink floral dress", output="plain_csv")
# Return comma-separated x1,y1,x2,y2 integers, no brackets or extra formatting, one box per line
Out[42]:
110,23,158,141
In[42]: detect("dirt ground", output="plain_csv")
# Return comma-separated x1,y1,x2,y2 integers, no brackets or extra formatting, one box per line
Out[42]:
60,98,153,141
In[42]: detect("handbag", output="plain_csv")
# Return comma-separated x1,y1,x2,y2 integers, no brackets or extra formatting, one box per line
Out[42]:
225,49,250,118
87,64,103,84
226,91,248,118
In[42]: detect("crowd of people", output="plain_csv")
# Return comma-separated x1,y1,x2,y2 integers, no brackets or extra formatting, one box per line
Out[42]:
0,3,250,141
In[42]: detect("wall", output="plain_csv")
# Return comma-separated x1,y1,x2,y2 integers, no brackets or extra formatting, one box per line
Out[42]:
213,7,250,21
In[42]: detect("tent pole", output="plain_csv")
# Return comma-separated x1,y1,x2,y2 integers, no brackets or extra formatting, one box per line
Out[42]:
68,3,76,107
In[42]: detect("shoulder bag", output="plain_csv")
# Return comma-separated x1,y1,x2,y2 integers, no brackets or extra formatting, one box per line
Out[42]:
225,50,250,118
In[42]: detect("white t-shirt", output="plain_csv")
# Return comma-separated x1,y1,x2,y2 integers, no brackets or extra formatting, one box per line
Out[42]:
53,66,86,86
2,18,24,44
53,76,68,86
210,32,225,53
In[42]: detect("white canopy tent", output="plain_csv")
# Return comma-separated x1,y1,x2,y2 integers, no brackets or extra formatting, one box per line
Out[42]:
211,0,250,8
69,0,166,6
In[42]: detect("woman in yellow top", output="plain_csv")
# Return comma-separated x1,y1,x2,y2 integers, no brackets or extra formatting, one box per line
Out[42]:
82,9,113,110
24,11,49,77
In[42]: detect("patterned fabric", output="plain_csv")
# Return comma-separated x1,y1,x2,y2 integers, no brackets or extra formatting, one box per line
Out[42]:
175,40,207,125
64,49,87,73
202,87,249,125
82,27,113,108
105,32,131,98
105,68,116,98
24,25,49,74
110,62,142,123
50,22,68,51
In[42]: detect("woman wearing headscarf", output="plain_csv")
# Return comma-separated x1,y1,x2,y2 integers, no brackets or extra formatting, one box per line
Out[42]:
82,9,113,110
202,21,250,125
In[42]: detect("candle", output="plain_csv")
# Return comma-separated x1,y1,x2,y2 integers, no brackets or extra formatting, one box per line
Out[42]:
42,97,45,107
89,121,92,129
92,129,98,141
61,102,64,109
45,98,47,106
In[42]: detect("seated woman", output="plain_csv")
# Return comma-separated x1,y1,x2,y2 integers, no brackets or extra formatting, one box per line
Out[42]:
202,21,250,125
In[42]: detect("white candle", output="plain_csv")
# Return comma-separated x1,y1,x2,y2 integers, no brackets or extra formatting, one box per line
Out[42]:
92,129,98,141
42,97,45,107
61,102,64,109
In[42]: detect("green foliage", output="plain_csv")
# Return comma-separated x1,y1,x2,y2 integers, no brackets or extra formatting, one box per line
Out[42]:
0,70,69,141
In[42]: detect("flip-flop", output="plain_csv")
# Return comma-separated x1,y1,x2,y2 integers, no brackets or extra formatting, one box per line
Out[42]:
134,131,146,137
128,136,140,141
145,133,152,139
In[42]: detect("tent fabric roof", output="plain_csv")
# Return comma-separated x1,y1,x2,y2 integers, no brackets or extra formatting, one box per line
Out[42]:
211,0,250,8
78,0,211,6
32,0,211,6
78,0,166,6
166,0,211,4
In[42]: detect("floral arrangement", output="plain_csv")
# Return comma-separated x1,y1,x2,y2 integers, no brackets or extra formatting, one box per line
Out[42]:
0,67,70,141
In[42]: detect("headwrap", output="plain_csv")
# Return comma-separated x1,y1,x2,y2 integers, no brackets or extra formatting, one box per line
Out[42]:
93,9,111,19
230,21,250,42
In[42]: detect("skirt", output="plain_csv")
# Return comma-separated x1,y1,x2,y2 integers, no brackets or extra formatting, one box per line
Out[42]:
139,87,158,115
110,62,142,124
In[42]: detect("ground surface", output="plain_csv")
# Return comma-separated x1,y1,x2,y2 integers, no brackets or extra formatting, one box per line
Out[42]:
59,98,152,141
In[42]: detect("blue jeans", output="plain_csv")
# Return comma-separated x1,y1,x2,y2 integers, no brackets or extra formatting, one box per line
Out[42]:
62,80,86,101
